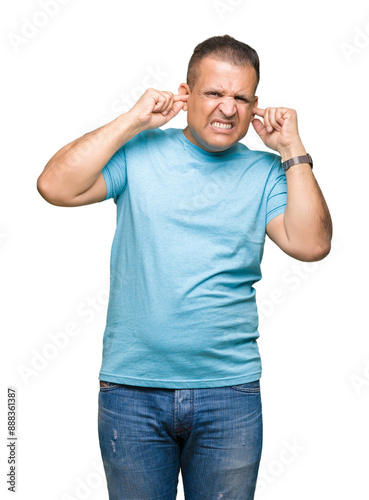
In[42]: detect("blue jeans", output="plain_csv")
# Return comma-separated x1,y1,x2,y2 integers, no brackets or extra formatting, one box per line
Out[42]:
98,380,263,499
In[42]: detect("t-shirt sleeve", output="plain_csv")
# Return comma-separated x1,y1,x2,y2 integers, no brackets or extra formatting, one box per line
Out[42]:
101,146,127,203
265,155,288,226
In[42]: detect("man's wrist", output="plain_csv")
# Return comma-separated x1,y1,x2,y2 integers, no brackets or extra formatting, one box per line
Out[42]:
121,110,147,136
278,140,307,163
107,112,146,151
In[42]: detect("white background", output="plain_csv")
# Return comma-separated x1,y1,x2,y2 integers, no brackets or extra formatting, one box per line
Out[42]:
1,0,368,498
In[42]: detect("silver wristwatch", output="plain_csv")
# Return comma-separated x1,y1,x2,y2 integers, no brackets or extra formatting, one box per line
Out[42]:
281,153,313,172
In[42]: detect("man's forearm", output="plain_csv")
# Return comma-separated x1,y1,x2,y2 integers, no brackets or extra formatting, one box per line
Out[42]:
279,141,333,258
37,111,141,202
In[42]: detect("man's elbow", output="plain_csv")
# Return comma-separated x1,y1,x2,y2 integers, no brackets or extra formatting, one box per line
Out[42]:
285,241,331,262
312,242,331,261
37,175,64,206
301,242,331,262
37,175,50,200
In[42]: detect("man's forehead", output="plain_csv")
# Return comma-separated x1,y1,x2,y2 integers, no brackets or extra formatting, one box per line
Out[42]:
196,57,257,92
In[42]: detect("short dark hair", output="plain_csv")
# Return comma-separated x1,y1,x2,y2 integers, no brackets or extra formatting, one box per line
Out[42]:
186,35,260,93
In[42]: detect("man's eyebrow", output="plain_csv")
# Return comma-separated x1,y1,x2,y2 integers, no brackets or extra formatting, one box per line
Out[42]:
234,93,253,101
202,88,253,101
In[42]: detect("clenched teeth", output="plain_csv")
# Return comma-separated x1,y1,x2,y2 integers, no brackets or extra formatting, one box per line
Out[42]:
211,121,233,129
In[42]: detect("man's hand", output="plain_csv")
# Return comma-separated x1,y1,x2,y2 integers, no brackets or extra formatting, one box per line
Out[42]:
252,106,306,160
128,88,189,132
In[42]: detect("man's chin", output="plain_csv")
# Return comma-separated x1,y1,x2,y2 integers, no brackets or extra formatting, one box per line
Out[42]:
201,135,238,152
183,126,239,152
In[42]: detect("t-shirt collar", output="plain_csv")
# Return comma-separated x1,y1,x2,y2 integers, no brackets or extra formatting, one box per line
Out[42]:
177,129,240,159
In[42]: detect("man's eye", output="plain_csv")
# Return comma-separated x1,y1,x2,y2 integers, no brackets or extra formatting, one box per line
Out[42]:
208,92,220,97
235,97,248,102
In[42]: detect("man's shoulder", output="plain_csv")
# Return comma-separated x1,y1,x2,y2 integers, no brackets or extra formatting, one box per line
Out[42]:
237,142,281,169
239,142,278,160
125,127,179,150
135,126,179,141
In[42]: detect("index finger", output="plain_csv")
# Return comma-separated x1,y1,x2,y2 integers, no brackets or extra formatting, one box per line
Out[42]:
252,106,265,117
174,94,189,101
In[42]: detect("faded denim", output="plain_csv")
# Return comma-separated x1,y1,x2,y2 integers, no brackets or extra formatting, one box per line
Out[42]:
98,379,262,499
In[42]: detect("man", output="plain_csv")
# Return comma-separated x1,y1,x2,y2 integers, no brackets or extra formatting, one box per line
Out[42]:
37,35,332,500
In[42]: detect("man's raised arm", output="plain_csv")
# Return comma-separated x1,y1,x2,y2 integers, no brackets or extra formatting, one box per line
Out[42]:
252,105,332,262
36,89,188,207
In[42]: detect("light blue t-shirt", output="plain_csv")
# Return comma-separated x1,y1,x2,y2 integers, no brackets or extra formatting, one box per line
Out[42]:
98,127,287,388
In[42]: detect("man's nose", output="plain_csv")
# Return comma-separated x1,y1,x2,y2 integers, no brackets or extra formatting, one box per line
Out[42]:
217,97,237,117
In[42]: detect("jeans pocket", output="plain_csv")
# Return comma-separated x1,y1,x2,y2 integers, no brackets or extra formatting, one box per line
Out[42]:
99,380,121,391
230,380,260,393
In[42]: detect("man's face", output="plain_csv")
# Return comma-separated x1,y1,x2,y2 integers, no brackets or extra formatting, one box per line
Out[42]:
179,57,258,153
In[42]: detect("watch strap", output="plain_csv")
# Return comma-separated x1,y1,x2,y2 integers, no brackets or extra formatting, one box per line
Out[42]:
282,153,313,171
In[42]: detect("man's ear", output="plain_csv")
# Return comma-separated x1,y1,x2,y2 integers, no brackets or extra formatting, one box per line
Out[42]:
252,95,258,119
178,83,190,111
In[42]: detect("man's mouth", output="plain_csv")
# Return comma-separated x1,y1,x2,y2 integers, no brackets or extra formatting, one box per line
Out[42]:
210,120,234,131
